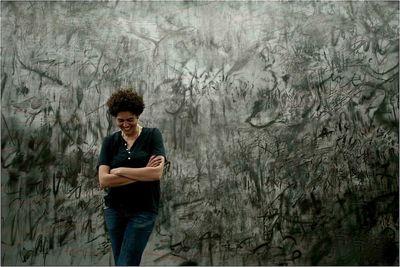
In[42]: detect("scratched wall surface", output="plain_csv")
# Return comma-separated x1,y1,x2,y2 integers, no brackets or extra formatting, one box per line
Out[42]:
1,1,399,265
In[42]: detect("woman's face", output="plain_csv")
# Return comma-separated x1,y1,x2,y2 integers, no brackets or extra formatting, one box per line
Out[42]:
116,111,138,136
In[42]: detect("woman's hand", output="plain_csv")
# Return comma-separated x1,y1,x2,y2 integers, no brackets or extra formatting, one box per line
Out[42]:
147,155,163,167
110,168,122,175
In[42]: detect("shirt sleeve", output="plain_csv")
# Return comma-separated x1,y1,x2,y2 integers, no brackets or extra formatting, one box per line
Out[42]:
97,135,113,170
151,128,166,159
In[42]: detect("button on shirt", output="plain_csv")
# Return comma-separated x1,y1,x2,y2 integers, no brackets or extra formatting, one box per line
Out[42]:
125,142,132,159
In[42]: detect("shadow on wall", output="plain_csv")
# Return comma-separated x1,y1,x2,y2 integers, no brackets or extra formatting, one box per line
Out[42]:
1,1,399,265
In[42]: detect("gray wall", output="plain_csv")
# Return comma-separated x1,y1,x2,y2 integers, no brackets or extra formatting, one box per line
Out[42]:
1,1,398,265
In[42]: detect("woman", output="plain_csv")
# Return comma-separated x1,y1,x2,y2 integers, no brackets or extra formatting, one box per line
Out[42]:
97,88,166,266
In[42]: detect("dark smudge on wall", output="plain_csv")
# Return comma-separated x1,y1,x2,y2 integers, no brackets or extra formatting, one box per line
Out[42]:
1,1,398,265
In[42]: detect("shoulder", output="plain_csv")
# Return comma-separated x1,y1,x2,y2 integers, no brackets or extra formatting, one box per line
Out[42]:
105,131,121,140
142,128,164,142
143,127,162,135
102,131,121,144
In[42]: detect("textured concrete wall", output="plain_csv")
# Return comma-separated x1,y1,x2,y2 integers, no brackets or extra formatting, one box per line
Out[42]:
1,1,399,265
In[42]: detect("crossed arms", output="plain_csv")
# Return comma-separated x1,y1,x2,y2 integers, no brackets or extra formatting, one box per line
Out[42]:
98,155,165,189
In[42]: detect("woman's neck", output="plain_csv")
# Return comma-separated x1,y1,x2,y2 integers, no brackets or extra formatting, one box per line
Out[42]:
122,125,142,139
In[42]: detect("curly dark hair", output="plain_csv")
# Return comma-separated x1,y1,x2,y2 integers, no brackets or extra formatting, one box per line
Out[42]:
106,88,145,117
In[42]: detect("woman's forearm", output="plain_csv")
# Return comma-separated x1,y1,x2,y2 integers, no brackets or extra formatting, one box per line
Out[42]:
111,166,163,181
100,173,137,188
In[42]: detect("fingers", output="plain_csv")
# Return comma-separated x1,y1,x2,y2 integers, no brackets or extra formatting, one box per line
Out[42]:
147,155,163,167
149,158,162,167
146,155,158,167
151,160,162,167
110,168,121,175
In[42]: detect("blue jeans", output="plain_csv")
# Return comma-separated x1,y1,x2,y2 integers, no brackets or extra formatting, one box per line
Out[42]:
104,208,157,266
